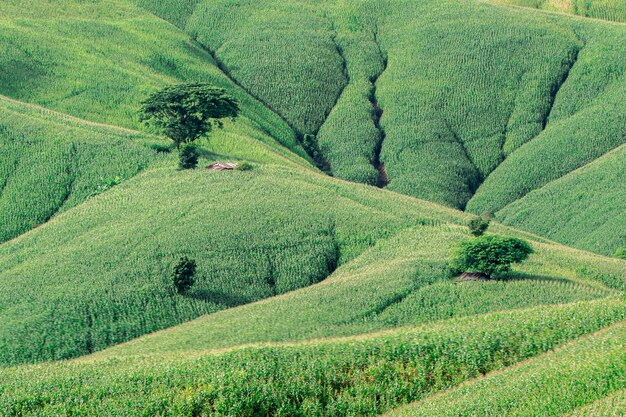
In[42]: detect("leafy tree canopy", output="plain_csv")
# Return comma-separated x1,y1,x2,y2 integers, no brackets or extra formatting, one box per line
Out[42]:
451,235,533,278
139,83,239,148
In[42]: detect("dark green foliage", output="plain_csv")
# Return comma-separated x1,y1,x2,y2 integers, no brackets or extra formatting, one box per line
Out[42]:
178,143,199,169
139,83,239,148
301,133,330,172
173,256,196,294
89,176,124,198
614,247,626,260
236,161,253,171
468,217,490,236
452,235,533,278
149,143,173,153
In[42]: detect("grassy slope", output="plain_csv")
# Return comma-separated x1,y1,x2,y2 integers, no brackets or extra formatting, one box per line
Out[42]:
92,222,624,359
2,299,625,416
0,161,465,366
389,321,626,417
0,0,316,244
0,95,165,243
0,0,624,413
136,0,626,255
485,0,626,22
0,0,307,159
496,143,626,255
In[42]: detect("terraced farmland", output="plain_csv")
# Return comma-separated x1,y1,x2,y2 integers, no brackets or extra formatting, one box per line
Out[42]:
0,0,624,415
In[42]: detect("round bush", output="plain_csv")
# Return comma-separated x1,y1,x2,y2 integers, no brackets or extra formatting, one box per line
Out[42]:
451,235,533,278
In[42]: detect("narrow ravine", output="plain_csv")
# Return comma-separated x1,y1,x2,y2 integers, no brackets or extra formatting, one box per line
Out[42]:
371,30,389,188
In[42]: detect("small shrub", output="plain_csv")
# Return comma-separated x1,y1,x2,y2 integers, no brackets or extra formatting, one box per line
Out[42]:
89,176,123,198
149,143,172,153
173,256,196,294
614,247,626,260
236,162,253,171
179,143,199,170
451,235,533,278
468,217,490,236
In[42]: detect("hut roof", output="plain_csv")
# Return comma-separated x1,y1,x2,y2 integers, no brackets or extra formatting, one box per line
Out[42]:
207,162,237,171
459,272,489,281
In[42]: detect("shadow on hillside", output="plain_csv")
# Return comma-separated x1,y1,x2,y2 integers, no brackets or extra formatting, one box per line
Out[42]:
497,271,575,285
187,288,253,307
196,147,231,162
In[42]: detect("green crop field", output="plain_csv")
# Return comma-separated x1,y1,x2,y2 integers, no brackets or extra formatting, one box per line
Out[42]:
0,0,624,414
486,0,626,21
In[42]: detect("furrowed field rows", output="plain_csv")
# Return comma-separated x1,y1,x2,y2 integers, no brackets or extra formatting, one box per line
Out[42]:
2,299,625,416
135,0,626,256
0,164,466,366
485,0,626,22
93,223,625,359
389,320,626,416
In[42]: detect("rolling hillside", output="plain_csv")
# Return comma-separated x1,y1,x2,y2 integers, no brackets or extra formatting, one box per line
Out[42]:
486,0,626,22
136,0,626,255
0,0,625,415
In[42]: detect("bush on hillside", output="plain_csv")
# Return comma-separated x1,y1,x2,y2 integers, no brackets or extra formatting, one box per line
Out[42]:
614,247,626,260
89,176,124,198
173,256,196,294
179,143,199,170
451,235,533,278
468,217,490,236
236,162,254,171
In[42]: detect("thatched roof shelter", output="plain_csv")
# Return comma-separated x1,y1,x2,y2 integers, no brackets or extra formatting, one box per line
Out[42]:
207,162,237,171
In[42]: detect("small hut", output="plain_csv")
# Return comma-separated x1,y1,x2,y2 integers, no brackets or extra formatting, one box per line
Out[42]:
458,272,489,281
206,162,237,171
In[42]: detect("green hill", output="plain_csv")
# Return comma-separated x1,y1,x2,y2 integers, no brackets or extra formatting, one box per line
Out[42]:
0,0,625,414
486,0,626,22
2,299,625,416
389,320,626,416
135,0,626,255
495,143,626,255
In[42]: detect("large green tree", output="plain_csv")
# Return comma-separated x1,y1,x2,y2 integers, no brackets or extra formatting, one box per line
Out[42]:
139,83,240,148
451,235,533,278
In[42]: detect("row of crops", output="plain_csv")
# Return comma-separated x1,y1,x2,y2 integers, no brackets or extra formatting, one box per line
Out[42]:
1,298,624,416
0,96,164,243
488,0,626,22
92,222,624,359
0,164,459,366
392,319,626,416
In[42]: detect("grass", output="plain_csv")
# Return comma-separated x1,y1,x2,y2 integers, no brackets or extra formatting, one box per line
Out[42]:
0,162,467,366
1,299,625,416
0,0,308,161
569,389,626,416
389,320,626,416
496,143,626,255
91,224,624,359
137,0,626,256
0,0,624,413
485,0,626,22
0,95,165,243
